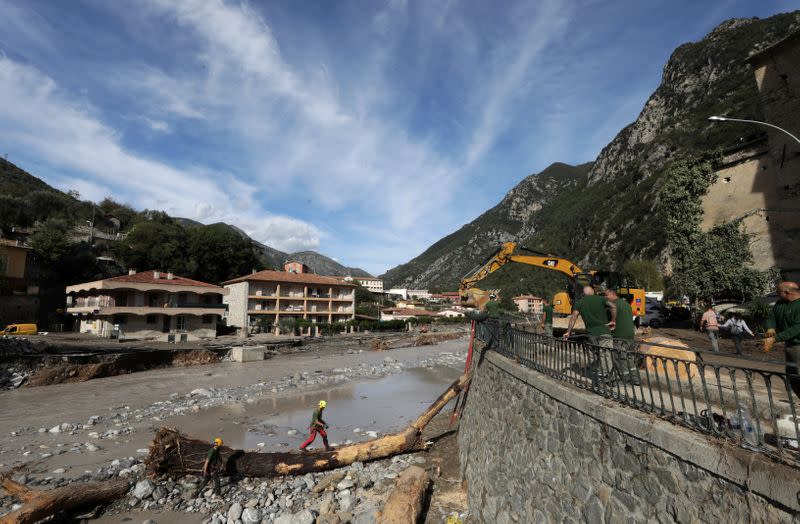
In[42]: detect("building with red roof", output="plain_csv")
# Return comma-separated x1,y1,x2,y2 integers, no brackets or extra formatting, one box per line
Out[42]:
66,270,226,341
223,262,356,332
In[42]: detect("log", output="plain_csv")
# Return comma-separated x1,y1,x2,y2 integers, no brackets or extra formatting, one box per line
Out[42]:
376,465,430,524
146,370,472,478
0,476,128,524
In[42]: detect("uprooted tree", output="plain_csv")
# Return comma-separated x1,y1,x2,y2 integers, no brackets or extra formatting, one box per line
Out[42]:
146,370,472,478
0,369,472,523
0,476,128,524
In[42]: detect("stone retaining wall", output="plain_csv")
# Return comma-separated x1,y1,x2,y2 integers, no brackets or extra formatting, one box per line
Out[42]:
458,349,800,523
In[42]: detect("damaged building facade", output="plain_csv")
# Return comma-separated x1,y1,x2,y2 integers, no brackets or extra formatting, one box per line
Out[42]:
66,270,226,341
703,31,800,280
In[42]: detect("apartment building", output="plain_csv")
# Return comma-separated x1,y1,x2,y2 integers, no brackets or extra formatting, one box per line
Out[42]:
513,295,544,314
224,264,356,330
344,275,384,293
66,270,226,341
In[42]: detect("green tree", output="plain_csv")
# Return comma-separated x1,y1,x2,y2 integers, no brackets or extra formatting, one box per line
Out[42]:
112,218,188,274
622,259,664,291
185,224,260,284
30,219,106,286
659,157,777,301
353,283,377,305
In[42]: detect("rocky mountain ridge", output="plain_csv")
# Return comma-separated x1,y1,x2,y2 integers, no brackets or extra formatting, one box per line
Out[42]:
382,11,800,293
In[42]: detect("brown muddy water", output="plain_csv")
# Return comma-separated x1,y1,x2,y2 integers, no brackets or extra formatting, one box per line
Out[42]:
169,365,461,451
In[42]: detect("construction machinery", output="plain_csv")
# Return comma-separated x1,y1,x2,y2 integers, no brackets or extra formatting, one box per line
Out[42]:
459,242,646,326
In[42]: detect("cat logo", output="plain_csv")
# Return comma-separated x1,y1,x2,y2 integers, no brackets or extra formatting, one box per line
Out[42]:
543,259,559,267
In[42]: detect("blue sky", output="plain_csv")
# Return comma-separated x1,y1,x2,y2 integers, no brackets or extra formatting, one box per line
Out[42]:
0,0,795,275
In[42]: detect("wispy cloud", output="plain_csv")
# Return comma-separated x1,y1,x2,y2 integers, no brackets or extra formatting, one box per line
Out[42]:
1,0,786,274
0,54,323,253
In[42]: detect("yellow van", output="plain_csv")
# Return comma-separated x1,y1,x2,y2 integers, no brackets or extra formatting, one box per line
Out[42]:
2,324,38,336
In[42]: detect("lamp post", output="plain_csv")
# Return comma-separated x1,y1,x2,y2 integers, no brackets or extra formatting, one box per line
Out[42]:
708,116,800,146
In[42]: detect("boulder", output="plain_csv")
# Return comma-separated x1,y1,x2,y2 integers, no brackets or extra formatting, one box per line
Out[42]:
227,501,243,521
241,507,261,524
132,479,155,500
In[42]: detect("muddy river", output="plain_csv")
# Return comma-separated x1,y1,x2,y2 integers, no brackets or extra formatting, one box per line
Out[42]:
172,366,461,451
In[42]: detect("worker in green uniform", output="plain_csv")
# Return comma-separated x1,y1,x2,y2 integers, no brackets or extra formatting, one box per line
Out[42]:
484,294,502,319
564,286,613,383
539,298,554,337
606,288,640,385
300,400,332,451
194,437,223,498
765,282,800,397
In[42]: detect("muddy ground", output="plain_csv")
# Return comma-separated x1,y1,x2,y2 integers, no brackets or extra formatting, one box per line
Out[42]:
0,335,470,523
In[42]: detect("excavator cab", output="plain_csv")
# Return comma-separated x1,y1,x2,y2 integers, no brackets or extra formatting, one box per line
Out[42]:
591,271,645,317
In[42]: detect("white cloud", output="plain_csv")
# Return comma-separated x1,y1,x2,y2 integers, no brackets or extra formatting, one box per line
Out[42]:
462,0,570,169
0,54,322,252
242,216,322,253
143,117,170,132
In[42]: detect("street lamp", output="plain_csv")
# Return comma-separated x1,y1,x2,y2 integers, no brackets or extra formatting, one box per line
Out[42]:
708,116,800,146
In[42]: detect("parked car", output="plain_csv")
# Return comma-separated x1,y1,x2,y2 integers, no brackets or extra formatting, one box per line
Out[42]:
2,323,37,336
640,300,666,328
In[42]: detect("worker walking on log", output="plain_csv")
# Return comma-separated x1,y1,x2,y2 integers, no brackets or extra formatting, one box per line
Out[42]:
765,282,800,397
564,286,614,384
606,288,640,385
300,400,332,452
194,437,223,498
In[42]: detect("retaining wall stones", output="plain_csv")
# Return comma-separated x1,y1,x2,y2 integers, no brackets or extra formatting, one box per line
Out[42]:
458,349,800,523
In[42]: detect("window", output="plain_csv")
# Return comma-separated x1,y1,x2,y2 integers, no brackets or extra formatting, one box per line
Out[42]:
113,314,127,325
202,315,214,324
148,293,160,307
178,293,188,304
0,255,8,276
176,315,187,331
146,315,157,324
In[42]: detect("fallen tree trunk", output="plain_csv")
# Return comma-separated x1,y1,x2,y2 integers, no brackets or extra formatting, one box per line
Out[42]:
0,476,128,524
377,465,431,523
147,370,472,478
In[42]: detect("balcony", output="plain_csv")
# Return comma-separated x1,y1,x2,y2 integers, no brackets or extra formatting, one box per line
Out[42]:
67,304,226,316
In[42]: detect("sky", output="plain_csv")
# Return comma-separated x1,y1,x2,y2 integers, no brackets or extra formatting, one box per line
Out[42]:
0,0,795,275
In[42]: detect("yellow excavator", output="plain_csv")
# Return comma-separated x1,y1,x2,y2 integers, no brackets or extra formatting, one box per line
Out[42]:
459,242,646,327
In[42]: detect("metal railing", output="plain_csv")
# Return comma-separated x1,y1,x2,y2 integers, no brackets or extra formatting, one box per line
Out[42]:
476,321,800,463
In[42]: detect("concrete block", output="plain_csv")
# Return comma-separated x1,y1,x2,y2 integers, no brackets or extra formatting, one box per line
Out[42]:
231,346,264,362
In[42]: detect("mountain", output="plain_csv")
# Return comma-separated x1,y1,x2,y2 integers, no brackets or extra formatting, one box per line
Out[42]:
381,162,592,290
286,251,373,278
0,160,372,279
0,157,63,198
382,11,800,295
174,219,372,277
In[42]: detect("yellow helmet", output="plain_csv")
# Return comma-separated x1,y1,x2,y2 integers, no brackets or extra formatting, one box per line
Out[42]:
319,400,327,408
213,438,223,446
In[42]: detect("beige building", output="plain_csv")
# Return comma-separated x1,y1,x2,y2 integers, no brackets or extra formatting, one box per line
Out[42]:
66,270,226,341
347,276,383,293
707,30,800,280
0,238,36,295
513,295,544,314
380,308,438,321
224,263,355,331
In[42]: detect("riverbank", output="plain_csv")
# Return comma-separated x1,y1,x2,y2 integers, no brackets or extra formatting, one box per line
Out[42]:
0,336,469,522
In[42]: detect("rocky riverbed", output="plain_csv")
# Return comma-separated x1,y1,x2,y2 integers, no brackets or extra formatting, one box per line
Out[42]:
1,339,469,523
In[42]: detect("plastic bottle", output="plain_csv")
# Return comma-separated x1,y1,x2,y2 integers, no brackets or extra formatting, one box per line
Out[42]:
734,404,759,449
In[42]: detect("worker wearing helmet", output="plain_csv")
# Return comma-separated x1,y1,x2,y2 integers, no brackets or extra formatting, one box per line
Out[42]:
299,400,331,452
194,437,223,498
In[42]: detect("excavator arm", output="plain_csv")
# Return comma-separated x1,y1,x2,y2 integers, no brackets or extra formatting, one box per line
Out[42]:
459,242,590,309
